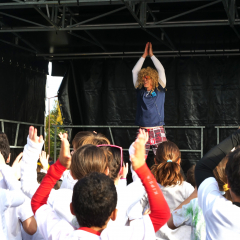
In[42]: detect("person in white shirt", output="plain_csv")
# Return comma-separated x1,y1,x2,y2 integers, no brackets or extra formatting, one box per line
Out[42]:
140,140,194,240
168,156,232,240
195,128,240,239
31,129,171,240
0,152,25,240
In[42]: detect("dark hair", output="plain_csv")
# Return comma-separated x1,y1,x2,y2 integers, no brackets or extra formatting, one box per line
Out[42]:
101,146,121,181
72,131,110,150
72,172,117,228
0,132,10,162
37,172,60,190
225,148,240,197
187,165,196,187
70,144,108,180
214,156,232,201
151,141,183,187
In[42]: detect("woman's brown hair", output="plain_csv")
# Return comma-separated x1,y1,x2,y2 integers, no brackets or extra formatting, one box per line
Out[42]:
100,146,121,181
72,131,110,150
214,156,232,201
151,141,183,187
70,144,108,180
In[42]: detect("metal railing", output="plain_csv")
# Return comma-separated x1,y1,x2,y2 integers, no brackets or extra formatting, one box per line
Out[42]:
0,119,44,148
53,125,205,162
215,126,239,144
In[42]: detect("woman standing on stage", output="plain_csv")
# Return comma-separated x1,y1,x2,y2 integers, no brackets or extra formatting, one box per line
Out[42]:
132,42,167,158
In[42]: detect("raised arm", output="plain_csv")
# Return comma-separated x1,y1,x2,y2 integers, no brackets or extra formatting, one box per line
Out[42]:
195,129,240,188
131,129,170,232
31,135,73,240
149,43,166,88
132,43,149,88
21,127,44,199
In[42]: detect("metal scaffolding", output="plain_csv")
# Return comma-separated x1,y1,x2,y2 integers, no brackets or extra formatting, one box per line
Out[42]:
0,0,239,59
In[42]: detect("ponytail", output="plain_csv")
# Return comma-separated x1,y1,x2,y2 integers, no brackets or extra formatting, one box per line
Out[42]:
151,161,183,187
151,141,183,187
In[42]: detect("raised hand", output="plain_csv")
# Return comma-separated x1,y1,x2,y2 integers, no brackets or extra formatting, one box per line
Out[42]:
149,42,153,57
142,42,150,58
120,162,129,179
59,132,71,169
39,151,49,171
29,126,43,144
130,129,148,171
12,152,23,180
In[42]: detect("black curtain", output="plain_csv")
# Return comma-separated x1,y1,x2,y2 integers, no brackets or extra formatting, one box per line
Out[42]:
58,57,240,173
0,61,47,164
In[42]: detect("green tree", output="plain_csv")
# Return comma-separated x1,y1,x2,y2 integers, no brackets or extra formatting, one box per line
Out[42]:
45,100,65,159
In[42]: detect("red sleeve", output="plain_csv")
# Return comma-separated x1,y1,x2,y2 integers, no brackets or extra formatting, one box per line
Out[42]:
135,163,171,232
31,159,66,214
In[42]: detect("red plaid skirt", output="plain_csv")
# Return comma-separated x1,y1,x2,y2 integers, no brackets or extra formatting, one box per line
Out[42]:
137,127,167,156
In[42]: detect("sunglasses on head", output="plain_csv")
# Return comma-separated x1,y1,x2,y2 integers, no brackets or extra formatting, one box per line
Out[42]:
97,144,123,174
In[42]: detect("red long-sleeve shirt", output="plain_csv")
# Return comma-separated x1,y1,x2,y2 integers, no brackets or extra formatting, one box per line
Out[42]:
135,164,171,232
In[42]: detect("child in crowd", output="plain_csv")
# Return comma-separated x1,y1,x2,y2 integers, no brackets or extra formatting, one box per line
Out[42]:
195,129,240,239
139,141,194,239
31,129,170,239
0,132,40,240
168,155,231,240
60,131,110,190
0,152,25,240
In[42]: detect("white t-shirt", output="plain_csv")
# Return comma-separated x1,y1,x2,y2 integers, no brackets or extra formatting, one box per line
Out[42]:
5,193,34,240
0,165,25,240
172,198,206,240
198,177,240,240
60,170,77,190
36,204,156,240
141,182,194,240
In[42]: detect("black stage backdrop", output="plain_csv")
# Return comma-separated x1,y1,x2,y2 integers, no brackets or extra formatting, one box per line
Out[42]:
0,47,47,164
58,57,240,175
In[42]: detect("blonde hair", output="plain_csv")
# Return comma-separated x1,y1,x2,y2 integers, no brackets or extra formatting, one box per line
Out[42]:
136,67,159,92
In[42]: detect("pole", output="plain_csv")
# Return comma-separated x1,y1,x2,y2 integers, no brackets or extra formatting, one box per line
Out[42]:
48,98,50,156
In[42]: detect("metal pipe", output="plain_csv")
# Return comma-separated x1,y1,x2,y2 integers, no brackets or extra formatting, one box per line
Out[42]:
0,11,48,27
67,6,127,28
54,125,205,128
0,0,214,7
33,6,59,28
37,49,240,57
154,0,222,25
14,123,20,146
0,20,236,32
45,52,240,60
54,126,57,162
0,119,44,126
62,5,66,28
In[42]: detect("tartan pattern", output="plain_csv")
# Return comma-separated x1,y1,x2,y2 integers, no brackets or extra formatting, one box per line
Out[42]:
137,127,167,156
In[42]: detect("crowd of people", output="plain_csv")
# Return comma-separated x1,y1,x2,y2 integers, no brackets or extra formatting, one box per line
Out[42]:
1,126,240,240
1,42,240,240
